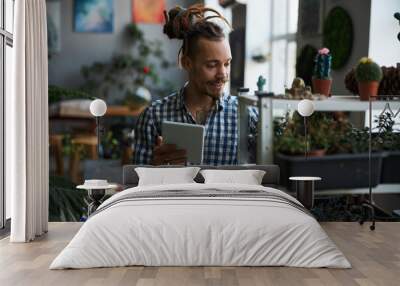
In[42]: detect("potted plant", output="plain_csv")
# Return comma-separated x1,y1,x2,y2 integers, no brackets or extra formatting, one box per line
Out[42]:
81,23,174,105
275,112,333,157
308,112,335,156
355,57,383,101
49,176,86,221
312,48,332,96
48,85,92,104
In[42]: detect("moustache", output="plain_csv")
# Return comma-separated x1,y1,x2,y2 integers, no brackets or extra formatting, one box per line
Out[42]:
209,79,229,85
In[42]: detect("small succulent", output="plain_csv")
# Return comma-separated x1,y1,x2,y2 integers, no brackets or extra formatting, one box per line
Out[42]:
313,48,332,79
355,57,383,82
257,75,266,91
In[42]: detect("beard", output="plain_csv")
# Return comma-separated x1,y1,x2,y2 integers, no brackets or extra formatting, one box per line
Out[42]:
204,78,229,99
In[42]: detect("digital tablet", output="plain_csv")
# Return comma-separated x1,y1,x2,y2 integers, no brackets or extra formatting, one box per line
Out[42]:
162,121,205,165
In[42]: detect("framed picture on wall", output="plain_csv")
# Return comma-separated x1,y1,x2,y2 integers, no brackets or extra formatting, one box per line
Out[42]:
47,0,61,55
219,0,236,8
132,0,165,24
74,0,114,33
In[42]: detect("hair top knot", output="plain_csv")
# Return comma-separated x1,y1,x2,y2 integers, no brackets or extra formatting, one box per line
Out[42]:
163,4,231,40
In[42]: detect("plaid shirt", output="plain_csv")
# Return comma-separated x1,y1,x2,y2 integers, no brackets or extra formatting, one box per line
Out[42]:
133,87,258,165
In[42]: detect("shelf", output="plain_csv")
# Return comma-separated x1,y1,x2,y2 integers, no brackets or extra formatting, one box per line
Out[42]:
272,96,400,111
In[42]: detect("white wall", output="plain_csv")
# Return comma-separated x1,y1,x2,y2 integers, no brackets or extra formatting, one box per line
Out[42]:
204,0,232,22
206,0,272,94
48,0,196,94
244,0,271,93
369,0,400,67
204,0,232,94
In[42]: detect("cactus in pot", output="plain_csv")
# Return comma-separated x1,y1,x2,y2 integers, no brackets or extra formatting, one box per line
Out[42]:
312,48,332,96
355,57,383,101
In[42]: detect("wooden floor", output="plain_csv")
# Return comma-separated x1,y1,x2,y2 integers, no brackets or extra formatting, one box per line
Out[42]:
1,222,399,286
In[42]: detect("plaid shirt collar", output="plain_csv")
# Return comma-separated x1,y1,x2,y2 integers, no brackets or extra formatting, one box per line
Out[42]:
175,82,225,112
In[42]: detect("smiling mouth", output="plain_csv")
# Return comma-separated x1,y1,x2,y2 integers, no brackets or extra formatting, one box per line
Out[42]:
210,81,225,89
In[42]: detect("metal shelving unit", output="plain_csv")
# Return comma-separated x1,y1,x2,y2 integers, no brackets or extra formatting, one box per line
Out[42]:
238,94,400,164
238,93,400,230
359,95,400,230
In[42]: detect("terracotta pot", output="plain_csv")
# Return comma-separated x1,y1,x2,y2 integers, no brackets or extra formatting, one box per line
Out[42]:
308,149,326,157
358,81,379,101
312,78,332,97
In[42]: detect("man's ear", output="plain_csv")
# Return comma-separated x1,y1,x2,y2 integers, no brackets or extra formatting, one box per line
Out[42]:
180,55,192,71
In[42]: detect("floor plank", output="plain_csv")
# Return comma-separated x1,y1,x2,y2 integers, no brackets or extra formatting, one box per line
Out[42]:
0,222,399,286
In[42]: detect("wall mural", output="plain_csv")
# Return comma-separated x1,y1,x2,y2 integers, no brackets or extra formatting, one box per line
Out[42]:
74,0,114,33
47,0,61,57
323,6,353,70
132,0,165,24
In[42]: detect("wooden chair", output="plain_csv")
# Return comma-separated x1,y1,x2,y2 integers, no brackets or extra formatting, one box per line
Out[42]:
69,134,98,183
49,134,64,176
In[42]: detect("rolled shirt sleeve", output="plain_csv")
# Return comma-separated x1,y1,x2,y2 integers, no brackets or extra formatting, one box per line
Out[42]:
248,106,259,163
132,107,158,165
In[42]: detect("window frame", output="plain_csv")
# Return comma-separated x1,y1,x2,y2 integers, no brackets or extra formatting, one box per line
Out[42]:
268,0,298,93
1,0,13,231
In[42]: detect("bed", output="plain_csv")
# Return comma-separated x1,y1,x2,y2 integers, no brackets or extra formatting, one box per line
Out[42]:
50,165,351,269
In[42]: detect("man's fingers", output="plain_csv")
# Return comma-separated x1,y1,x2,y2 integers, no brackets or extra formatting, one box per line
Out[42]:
168,158,187,165
156,136,163,146
152,137,187,165
158,150,187,164
162,151,187,162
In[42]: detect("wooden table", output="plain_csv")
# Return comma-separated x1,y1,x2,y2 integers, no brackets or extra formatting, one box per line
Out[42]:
49,104,146,120
49,104,146,179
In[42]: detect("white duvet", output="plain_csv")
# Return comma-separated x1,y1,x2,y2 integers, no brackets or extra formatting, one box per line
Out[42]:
50,183,351,269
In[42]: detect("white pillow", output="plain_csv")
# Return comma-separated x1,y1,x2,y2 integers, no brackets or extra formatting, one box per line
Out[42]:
200,169,266,185
135,167,201,186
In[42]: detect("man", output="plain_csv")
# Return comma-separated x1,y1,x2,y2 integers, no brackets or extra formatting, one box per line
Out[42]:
133,5,257,165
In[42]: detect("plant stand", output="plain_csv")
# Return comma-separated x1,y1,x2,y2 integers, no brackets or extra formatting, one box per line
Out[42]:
77,182,118,216
289,176,321,210
86,189,106,216
358,95,400,231
358,96,376,230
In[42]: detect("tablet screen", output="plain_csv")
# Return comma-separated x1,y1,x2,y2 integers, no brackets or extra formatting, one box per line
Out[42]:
162,121,205,165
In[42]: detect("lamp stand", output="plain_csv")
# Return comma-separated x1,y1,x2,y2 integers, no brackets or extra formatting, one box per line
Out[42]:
304,117,308,159
96,116,100,158
359,95,376,230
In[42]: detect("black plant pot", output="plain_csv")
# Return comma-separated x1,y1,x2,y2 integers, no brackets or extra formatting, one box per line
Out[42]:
275,152,383,191
381,151,400,183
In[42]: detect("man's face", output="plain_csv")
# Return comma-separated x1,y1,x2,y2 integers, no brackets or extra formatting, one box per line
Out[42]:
184,37,232,100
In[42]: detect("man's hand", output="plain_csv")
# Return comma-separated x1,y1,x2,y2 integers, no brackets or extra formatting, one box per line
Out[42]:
151,136,187,165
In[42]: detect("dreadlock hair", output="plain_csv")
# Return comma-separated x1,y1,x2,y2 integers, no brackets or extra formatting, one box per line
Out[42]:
163,4,231,61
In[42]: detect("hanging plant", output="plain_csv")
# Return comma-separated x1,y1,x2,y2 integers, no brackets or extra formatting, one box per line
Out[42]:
49,176,86,222
80,23,175,104
323,7,353,70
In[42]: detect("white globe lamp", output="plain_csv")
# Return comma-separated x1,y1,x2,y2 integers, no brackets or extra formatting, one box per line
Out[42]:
90,99,107,117
297,99,314,117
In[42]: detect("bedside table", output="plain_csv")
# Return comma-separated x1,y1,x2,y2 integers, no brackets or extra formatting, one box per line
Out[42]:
289,176,321,210
77,180,119,216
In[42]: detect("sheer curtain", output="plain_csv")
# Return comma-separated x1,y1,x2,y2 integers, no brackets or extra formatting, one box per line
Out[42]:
7,0,48,242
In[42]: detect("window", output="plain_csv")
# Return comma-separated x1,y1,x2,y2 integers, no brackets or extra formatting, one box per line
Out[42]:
1,0,14,230
269,0,299,94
